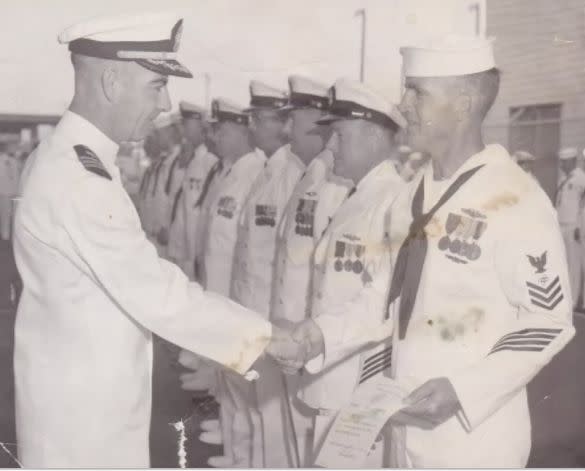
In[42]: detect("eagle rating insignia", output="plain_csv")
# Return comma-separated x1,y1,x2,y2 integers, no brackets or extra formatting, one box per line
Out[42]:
525,251,563,310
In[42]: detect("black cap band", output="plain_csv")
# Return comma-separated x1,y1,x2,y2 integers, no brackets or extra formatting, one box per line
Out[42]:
215,111,249,125
288,92,328,110
249,95,287,109
329,99,398,129
180,110,203,119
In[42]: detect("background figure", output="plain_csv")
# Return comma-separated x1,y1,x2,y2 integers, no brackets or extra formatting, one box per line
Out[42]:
0,145,22,240
513,150,539,180
556,147,585,307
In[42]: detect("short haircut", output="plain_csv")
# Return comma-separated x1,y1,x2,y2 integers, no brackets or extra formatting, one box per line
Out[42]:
449,68,501,119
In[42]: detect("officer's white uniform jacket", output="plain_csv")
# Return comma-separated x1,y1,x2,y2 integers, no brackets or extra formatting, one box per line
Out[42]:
270,149,350,324
231,144,305,314
555,166,585,227
199,149,266,295
301,159,404,411
12,111,271,468
386,144,575,467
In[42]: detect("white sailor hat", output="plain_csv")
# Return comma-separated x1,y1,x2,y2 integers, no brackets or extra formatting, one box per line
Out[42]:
245,80,288,111
281,75,330,111
58,11,192,78
401,34,496,78
154,112,181,129
559,147,578,160
210,98,249,125
513,150,537,163
179,101,206,120
316,78,406,129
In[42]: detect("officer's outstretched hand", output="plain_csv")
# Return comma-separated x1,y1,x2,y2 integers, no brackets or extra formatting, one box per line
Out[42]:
266,320,324,375
389,377,461,430
266,326,306,374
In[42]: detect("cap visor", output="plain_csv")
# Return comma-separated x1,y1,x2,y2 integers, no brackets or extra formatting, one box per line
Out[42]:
315,114,344,125
136,59,193,78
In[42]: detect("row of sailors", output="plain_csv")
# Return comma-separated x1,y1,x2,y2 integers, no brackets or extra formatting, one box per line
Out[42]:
133,75,409,467
129,64,577,467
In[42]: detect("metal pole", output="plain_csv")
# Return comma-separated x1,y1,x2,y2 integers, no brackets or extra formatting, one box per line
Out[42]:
355,9,366,82
204,73,211,109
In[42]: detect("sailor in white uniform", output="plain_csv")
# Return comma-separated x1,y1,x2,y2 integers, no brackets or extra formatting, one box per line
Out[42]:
384,35,574,468
273,78,407,466
230,80,304,467
12,13,274,468
196,98,267,467
262,75,349,467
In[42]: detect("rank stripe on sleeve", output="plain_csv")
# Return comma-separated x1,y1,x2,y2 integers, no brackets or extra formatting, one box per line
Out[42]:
488,328,562,355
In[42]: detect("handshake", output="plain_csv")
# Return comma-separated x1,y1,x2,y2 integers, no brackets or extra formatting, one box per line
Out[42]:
266,319,325,375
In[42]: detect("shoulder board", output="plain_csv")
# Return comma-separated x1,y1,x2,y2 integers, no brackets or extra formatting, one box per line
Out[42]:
73,145,112,180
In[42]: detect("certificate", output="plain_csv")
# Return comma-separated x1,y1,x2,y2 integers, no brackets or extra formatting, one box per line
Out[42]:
315,376,410,468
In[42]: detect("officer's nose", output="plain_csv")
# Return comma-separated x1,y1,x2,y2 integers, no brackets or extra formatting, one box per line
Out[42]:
158,86,172,113
282,116,292,138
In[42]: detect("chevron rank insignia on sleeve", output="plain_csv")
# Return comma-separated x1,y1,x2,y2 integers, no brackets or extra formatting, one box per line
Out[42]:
526,275,564,310
74,144,112,180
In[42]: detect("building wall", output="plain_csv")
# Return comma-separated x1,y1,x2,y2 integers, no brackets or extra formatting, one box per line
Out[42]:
483,0,585,198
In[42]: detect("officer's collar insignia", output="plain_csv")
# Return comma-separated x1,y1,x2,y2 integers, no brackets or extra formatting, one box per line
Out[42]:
527,251,547,274
73,145,112,180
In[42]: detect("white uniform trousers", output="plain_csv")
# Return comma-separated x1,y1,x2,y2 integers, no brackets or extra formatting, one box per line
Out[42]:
219,370,256,466
255,356,313,467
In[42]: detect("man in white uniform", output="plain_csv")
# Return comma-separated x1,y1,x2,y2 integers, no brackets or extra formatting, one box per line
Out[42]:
556,146,585,306
272,78,407,466
167,101,218,279
230,80,304,467
194,98,267,467
263,75,349,467
273,35,575,469
12,13,280,468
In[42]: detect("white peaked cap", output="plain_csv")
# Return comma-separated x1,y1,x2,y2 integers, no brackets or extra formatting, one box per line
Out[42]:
559,147,578,160
58,11,192,78
401,34,496,78
317,77,406,129
179,101,207,120
210,98,249,125
246,80,288,110
282,75,330,110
